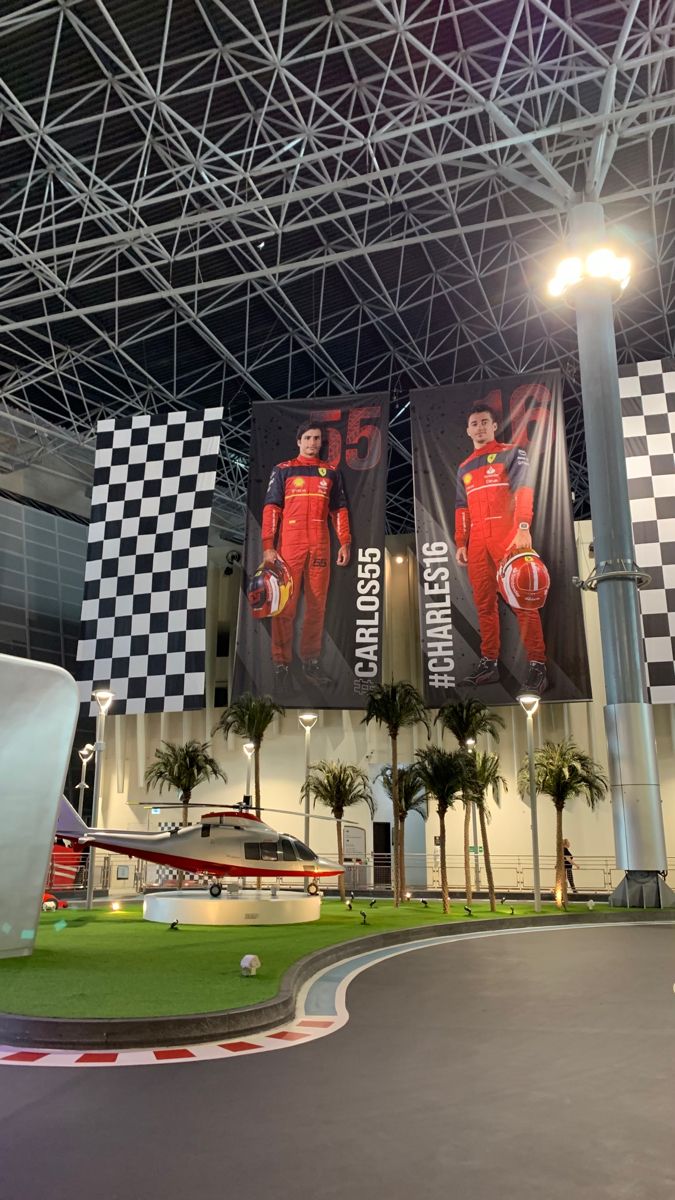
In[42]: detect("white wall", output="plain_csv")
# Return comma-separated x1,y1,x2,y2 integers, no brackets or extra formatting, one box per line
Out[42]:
97,523,675,872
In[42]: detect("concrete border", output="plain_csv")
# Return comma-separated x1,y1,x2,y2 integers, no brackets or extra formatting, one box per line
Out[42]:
0,910,670,1050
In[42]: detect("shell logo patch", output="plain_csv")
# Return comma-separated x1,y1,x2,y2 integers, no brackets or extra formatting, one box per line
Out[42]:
463,473,472,484
318,467,327,476
487,453,496,463
293,478,305,488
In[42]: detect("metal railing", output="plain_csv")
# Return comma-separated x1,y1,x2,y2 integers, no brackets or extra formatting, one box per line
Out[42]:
45,851,675,900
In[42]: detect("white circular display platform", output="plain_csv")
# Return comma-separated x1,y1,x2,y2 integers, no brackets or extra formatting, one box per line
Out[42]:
143,889,321,926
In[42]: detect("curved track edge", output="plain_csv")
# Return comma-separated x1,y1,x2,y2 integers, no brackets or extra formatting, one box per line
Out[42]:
1,910,670,1050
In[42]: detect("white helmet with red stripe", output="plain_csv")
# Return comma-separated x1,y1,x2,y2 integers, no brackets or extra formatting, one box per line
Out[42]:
497,549,550,611
247,557,293,619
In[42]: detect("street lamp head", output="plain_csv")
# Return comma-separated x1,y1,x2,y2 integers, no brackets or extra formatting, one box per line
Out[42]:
548,247,631,299
517,692,540,717
92,688,115,716
298,712,318,731
78,743,95,764
242,741,256,759
465,737,476,747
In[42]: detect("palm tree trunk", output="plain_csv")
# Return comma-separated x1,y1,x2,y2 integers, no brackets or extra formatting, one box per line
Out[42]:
439,808,449,914
399,814,406,900
336,817,345,902
478,804,496,912
390,735,400,906
556,806,565,907
177,790,191,891
463,796,472,905
254,744,262,892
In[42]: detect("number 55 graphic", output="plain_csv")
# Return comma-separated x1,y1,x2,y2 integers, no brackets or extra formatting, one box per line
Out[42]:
310,405,382,470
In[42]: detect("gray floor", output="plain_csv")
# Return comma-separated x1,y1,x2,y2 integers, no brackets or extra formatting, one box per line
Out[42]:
1,925,673,1200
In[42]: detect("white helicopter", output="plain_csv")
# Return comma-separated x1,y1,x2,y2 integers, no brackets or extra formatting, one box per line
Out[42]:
57,796,343,896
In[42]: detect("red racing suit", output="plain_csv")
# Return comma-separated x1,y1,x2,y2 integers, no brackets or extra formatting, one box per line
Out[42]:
262,455,351,665
455,440,545,662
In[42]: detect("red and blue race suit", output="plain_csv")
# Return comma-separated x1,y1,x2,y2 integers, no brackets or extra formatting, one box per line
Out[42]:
454,440,545,662
262,455,351,665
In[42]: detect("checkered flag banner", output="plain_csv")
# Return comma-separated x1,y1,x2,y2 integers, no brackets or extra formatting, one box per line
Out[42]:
620,360,675,703
76,408,222,714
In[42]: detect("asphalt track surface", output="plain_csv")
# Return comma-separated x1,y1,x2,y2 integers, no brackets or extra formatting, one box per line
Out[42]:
1,925,672,1200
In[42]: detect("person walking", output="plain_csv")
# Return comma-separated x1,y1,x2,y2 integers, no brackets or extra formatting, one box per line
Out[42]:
563,838,578,894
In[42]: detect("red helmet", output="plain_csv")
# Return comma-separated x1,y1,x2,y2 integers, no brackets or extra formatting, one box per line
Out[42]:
247,557,293,619
497,549,550,611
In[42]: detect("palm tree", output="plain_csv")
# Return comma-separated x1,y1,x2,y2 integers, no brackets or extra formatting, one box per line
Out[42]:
414,746,466,914
213,693,285,818
145,740,227,889
364,681,429,905
435,699,505,905
378,765,427,900
301,761,374,901
470,751,507,913
518,738,607,906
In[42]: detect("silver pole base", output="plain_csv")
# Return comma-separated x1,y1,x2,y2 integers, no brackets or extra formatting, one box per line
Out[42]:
609,871,675,909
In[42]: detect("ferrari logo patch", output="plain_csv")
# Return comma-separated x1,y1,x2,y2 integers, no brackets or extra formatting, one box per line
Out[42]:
487,453,496,463
318,467,327,476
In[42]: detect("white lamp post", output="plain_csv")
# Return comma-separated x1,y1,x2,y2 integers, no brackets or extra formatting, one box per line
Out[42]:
465,737,481,895
85,688,115,910
75,743,95,818
298,713,318,850
242,741,255,803
518,692,541,913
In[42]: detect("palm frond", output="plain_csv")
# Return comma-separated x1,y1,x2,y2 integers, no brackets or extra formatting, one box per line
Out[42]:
435,699,505,746
378,764,427,820
302,760,374,821
363,680,429,739
471,750,507,816
518,737,608,811
414,746,467,817
144,740,227,795
213,693,285,744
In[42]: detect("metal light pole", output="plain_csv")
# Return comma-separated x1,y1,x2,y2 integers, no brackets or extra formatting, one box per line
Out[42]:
85,689,114,910
298,713,318,850
75,743,95,817
518,693,541,913
242,741,255,804
465,737,481,894
549,203,669,907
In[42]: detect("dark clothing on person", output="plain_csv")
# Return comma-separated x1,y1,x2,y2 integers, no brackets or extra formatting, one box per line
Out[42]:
564,844,577,893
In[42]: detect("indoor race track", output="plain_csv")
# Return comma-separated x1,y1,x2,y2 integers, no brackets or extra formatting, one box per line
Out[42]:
0,923,673,1200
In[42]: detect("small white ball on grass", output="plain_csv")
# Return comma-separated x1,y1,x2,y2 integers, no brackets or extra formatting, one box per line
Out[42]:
240,954,261,977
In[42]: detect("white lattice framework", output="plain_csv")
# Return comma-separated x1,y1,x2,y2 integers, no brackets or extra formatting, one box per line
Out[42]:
0,0,674,537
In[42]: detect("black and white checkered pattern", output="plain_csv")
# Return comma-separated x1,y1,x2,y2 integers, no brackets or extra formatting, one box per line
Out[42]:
76,408,222,714
154,821,207,886
620,360,675,704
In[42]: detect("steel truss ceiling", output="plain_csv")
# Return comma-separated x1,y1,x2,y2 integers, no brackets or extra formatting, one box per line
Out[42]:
0,0,674,538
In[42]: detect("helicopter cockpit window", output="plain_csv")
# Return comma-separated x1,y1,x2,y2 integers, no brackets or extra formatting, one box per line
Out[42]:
280,837,296,861
293,839,318,862
260,842,278,861
244,842,261,860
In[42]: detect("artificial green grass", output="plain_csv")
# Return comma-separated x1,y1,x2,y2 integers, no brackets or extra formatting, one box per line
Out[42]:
0,898,611,1019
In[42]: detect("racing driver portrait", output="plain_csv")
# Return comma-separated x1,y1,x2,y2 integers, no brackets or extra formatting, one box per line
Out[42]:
454,403,548,695
261,421,351,690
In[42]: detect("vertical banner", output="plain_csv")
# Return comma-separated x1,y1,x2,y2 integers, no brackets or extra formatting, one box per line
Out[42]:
233,393,390,709
411,373,590,706
76,408,222,714
619,359,675,703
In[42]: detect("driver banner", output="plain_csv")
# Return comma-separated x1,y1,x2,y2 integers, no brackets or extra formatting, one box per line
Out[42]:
232,393,390,709
410,373,591,707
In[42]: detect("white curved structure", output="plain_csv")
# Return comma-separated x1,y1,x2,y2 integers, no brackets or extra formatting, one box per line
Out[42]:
143,889,321,926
